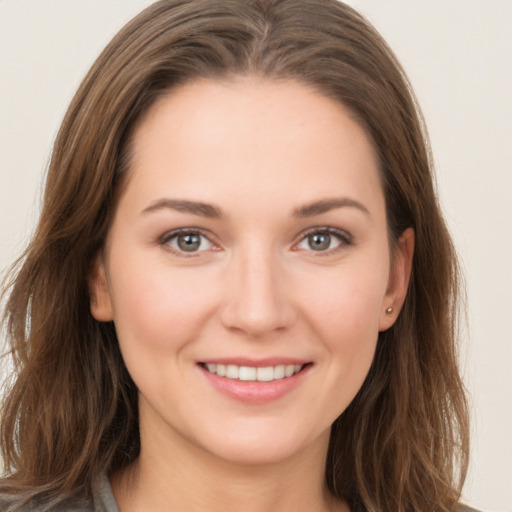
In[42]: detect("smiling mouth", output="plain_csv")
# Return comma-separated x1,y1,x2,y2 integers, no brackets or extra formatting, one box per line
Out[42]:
200,363,310,382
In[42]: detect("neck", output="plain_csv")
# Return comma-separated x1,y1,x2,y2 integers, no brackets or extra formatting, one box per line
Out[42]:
111,410,347,512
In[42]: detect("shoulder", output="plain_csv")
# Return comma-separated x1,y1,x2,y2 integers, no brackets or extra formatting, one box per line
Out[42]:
0,473,119,512
0,493,95,511
0,495,91,511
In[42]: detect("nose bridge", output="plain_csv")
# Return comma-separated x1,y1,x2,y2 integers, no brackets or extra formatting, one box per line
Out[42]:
220,240,293,336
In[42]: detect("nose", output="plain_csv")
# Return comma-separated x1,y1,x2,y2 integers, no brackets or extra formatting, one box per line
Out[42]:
219,246,296,337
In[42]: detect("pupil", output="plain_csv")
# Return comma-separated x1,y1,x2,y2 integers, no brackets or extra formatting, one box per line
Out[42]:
309,233,330,251
178,233,201,252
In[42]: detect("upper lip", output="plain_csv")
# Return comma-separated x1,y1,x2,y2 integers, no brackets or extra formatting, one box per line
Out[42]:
198,357,310,367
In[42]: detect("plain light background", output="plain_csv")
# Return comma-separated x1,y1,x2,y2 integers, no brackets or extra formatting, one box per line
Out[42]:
0,1,511,510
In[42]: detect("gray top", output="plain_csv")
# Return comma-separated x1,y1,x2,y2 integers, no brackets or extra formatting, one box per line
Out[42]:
0,474,483,511
0,473,119,512
90,473,120,512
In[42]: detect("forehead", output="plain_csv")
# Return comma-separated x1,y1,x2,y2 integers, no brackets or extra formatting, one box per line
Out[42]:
122,77,384,218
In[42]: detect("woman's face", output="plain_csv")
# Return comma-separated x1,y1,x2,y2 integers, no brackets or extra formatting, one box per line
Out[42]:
90,78,412,465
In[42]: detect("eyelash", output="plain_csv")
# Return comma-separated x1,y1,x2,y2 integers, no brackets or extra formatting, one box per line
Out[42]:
158,226,352,256
159,228,217,257
294,227,352,255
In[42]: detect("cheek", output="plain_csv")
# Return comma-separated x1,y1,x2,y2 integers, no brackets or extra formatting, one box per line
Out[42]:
107,252,219,354
296,261,388,389
301,262,388,338
321,284,381,369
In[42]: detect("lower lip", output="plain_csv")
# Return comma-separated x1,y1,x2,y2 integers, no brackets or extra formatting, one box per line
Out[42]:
199,365,311,404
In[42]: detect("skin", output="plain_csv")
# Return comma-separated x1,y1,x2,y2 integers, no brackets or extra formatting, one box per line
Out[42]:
90,78,414,512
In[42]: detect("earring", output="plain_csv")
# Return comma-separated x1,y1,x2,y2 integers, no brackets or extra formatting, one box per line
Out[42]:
385,307,393,315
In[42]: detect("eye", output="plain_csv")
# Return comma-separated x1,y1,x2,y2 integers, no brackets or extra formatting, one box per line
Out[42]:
161,229,215,254
296,228,351,253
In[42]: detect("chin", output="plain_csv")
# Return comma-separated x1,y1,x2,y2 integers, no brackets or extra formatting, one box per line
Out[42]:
192,421,331,467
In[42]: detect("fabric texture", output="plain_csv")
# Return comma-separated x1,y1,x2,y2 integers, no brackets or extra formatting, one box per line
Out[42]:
0,474,484,512
92,473,120,512
0,473,119,512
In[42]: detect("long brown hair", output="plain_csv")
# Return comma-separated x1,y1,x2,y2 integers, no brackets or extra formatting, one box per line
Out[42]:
1,1,469,510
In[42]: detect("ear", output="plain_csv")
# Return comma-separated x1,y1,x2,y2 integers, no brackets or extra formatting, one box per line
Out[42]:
379,227,415,331
88,254,114,322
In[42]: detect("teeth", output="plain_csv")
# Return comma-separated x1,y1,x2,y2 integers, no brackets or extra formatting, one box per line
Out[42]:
285,365,295,377
226,365,239,379
257,366,274,382
204,363,304,382
274,365,285,379
239,366,256,381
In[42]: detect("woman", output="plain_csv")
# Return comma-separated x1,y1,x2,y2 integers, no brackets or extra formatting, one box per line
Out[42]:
0,1,474,510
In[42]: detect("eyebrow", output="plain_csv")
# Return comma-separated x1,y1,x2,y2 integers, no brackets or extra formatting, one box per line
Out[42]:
141,199,224,218
141,196,370,219
293,197,370,218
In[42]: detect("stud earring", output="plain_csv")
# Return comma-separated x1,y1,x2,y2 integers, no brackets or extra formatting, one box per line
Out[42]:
385,307,393,315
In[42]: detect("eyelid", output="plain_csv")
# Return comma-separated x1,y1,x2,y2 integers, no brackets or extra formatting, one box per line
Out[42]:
293,226,353,253
158,227,220,255
157,226,352,256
